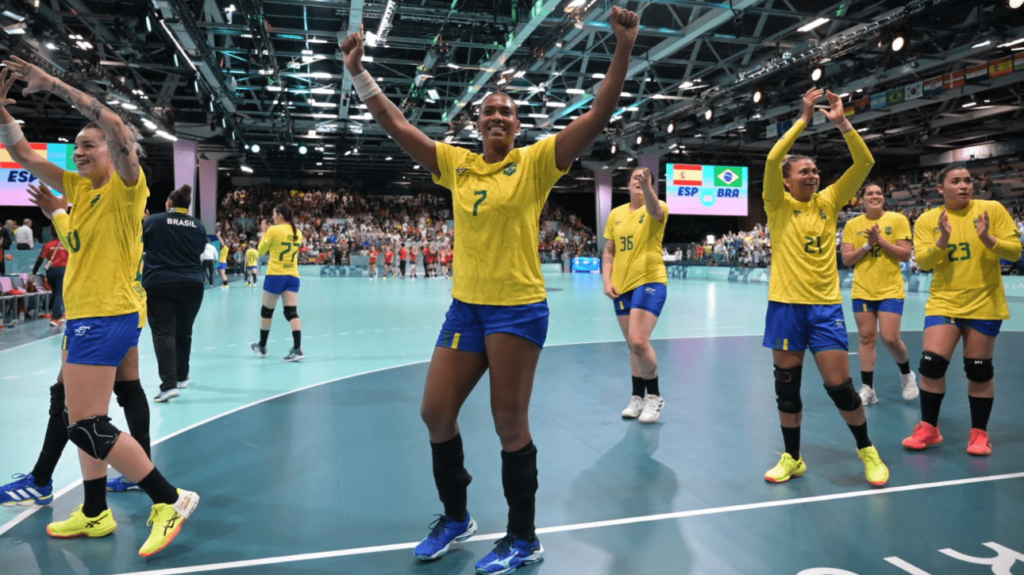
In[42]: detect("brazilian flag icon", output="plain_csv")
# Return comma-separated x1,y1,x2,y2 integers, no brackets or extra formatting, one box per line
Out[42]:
715,166,744,188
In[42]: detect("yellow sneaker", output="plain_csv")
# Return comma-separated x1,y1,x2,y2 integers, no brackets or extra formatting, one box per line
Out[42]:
764,453,806,483
139,489,200,558
858,445,890,487
46,504,117,538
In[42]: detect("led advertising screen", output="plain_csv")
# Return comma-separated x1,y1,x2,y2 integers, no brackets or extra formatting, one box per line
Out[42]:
0,143,76,206
665,163,749,217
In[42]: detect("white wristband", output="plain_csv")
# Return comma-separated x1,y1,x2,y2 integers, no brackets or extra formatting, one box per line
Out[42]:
351,70,382,102
0,120,25,147
51,208,67,219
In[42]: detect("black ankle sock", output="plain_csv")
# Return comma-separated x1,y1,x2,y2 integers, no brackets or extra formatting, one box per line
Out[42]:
31,382,68,486
968,396,994,431
861,371,874,389
897,361,911,375
781,426,800,460
114,379,151,460
502,442,538,540
644,376,660,397
82,478,107,517
431,434,471,522
920,389,945,427
259,329,269,347
136,468,178,505
631,376,644,397
848,422,872,450
292,330,301,349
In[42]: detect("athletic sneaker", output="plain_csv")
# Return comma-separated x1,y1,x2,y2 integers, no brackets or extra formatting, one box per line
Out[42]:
153,389,180,403
475,533,544,574
47,504,117,538
621,396,645,419
0,473,53,506
638,395,665,424
413,514,478,561
250,343,268,357
283,348,305,362
107,476,139,492
139,489,200,558
857,445,889,486
764,453,806,483
902,421,943,450
967,428,992,456
176,377,191,389
221,284,229,290
901,372,919,401
858,385,878,405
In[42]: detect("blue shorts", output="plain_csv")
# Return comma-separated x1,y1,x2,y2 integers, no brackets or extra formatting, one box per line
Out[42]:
924,316,1002,337
246,266,258,273
613,283,668,317
436,299,549,354
263,275,300,295
851,298,904,315
763,302,849,353
63,313,141,366
218,263,227,270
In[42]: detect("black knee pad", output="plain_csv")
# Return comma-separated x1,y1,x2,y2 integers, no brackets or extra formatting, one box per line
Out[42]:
919,351,950,379
826,378,862,411
48,382,65,418
113,379,145,408
67,416,121,460
773,365,803,414
964,358,994,382
283,306,299,321
260,305,274,319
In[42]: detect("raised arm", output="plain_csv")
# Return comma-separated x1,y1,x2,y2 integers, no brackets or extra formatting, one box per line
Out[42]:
764,89,819,205
340,29,438,176
0,68,66,193
4,56,140,187
825,91,874,206
555,7,638,171
638,168,665,221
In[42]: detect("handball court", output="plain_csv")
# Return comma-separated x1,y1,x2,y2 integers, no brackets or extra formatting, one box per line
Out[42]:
1,273,1023,575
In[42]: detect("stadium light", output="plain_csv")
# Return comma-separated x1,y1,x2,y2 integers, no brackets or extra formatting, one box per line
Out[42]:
891,34,905,52
298,145,308,154
610,142,618,155
666,121,675,134
250,144,261,154
752,90,763,104
704,108,714,121
811,66,824,82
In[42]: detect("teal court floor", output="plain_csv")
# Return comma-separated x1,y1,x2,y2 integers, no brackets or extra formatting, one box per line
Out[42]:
1,272,1023,575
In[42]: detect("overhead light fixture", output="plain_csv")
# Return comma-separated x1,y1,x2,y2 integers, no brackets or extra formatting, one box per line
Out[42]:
635,135,643,146
704,108,714,121
997,38,1024,48
307,129,316,136
566,88,585,95
592,73,605,79
891,34,905,52
4,22,27,35
240,165,253,173
972,40,991,49
279,145,285,151
610,142,618,155
797,17,830,33
298,145,308,154
752,90,763,104
680,81,694,88
666,121,675,134
811,66,824,82
250,144,261,154
155,130,177,141
1011,0,1023,8
2,9,25,21
546,101,566,108
427,89,440,100
385,156,393,160
145,14,152,33
45,42,57,50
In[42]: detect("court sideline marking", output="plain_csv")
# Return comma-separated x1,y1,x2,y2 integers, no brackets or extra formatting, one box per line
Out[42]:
110,471,1024,575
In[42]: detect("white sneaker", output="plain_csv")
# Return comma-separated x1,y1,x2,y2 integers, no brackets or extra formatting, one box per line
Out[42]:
901,371,919,401
858,385,878,405
621,396,645,419
638,395,665,424
153,389,180,403
176,378,191,389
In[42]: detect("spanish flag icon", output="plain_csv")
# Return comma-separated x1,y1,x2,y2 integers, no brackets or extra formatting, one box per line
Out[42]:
672,164,702,186
0,142,46,169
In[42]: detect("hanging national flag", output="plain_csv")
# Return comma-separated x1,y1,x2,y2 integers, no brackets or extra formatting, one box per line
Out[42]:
989,58,1013,78
854,97,870,111
844,108,856,117
905,81,923,100
943,71,965,89
923,76,943,96
870,92,887,110
672,164,703,186
965,64,987,81
887,87,905,105
714,166,744,188
0,143,46,169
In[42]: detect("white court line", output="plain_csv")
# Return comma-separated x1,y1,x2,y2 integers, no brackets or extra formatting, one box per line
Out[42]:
110,471,1024,575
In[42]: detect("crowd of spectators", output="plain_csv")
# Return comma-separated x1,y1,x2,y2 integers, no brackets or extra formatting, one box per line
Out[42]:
667,226,772,268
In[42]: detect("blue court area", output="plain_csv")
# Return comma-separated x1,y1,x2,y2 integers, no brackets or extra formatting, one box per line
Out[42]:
1,273,1023,575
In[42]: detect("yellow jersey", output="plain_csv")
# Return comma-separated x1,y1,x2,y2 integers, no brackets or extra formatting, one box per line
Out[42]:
604,201,669,293
914,200,1022,320
219,245,229,264
763,119,874,305
53,170,149,320
842,211,911,301
258,223,303,277
433,136,569,305
246,248,259,267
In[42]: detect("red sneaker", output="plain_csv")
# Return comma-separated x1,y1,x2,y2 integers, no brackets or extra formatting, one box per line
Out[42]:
967,428,992,456
903,421,943,450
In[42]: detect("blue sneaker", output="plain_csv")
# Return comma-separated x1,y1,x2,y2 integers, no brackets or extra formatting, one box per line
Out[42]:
106,476,139,492
413,514,478,561
475,534,544,574
0,473,53,506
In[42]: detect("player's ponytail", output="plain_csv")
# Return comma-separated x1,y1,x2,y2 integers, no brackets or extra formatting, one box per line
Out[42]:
275,202,297,239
